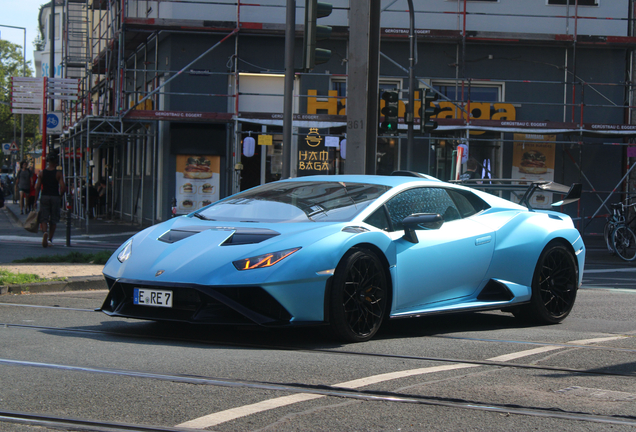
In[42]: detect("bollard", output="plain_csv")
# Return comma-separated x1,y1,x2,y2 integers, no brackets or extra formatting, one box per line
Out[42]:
65,200,72,247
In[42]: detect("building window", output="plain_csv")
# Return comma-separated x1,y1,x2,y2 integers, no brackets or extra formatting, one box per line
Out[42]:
330,79,402,97
332,79,346,98
435,84,499,103
548,0,598,5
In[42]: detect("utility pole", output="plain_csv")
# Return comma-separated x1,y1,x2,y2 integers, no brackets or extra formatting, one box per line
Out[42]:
406,0,416,171
345,0,381,174
282,0,296,179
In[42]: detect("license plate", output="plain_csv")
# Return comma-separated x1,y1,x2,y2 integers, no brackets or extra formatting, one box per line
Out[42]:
133,288,173,308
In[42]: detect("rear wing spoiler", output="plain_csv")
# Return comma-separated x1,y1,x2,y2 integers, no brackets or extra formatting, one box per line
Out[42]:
452,179,582,211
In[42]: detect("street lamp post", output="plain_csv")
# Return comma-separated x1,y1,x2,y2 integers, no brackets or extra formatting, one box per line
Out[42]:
0,24,27,160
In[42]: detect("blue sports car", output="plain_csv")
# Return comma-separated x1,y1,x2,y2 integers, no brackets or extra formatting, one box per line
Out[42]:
100,173,585,342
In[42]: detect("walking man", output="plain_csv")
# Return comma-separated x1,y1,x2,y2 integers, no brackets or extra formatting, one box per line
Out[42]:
34,154,66,248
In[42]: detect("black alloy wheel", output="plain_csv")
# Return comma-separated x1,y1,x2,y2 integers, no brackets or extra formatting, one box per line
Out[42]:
330,248,388,342
514,243,578,324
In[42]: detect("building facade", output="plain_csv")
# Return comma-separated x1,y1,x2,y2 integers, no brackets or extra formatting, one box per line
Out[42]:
37,0,636,234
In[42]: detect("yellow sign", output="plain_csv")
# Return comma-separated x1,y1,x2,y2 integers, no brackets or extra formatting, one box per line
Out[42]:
306,89,516,122
305,128,323,147
299,150,330,171
258,135,273,146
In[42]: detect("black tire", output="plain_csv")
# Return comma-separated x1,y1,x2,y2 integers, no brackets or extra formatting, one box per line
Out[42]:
513,243,578,324
329,248,388,342
612,226,636,261
603,222,616,254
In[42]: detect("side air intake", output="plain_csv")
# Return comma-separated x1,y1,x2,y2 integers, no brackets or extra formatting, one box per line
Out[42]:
477,280,515,302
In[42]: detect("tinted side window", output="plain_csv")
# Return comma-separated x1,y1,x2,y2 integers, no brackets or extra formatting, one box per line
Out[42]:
447,189,490,218
364,206,391,231
385,188,461,231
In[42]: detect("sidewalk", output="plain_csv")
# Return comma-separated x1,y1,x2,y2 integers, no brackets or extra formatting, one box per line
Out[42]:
4,200,141,243
1,199,143,296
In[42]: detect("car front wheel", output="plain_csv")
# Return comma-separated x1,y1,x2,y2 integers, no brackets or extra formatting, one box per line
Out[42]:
514,243,578,324
329,248,388,342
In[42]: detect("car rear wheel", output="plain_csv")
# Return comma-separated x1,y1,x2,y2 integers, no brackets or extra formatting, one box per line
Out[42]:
329,248,388,342
514,243,578,324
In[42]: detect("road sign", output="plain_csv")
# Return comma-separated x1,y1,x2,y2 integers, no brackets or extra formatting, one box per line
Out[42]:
48,78,79,101
47,112,63,134
2,143,10,153
11,77,44,115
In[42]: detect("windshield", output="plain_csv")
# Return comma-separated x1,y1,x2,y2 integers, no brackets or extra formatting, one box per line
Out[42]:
197,181,390,223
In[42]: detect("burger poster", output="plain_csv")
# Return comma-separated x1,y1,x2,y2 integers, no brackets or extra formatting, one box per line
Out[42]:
175,155,220,213
511,134,556,209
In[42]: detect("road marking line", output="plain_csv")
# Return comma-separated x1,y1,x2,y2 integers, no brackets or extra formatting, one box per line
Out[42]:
585,268,636,273
177,364,479,429
176,335,626,429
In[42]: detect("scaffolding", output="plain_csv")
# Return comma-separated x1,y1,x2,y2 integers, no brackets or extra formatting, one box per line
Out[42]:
54,0,636,233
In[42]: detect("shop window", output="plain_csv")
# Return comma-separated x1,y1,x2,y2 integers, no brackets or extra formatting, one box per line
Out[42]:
126,142,132,175
135,138,142,175
145,138,153,176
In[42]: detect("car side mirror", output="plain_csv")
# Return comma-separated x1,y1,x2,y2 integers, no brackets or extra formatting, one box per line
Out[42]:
402,213,444,244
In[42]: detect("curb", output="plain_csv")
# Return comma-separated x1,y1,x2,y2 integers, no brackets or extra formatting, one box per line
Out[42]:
0,276,107,295
3,205,23,226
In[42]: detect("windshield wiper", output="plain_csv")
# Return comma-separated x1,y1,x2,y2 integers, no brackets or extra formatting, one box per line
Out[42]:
193,213,213,221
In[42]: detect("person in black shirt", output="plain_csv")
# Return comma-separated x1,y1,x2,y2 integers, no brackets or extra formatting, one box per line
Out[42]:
459,158,480,182
34,154,67,248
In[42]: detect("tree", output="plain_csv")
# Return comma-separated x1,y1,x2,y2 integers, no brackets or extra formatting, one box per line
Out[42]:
0,40,39,170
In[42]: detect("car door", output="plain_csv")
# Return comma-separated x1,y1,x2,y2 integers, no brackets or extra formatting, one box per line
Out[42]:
382,187,495,312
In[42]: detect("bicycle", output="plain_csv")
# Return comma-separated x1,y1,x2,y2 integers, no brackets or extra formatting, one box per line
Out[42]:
607,201,636,261
603,203,623,254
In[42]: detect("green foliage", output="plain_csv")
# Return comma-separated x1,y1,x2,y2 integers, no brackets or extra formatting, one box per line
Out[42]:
0,40,38,166
0,268,49,285
13,250,114,265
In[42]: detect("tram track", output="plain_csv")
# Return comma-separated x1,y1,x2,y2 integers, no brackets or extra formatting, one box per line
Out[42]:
0,409,197,432
2,357,636,429
2,302,635,354
2,321,635,378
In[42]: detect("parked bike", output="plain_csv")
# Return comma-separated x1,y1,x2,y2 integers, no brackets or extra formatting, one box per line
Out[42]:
603,200,636,261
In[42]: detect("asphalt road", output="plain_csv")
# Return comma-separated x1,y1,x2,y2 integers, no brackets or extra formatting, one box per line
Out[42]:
1,266,635,431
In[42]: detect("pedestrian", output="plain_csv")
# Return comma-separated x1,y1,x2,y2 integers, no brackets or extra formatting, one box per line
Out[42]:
28,168,38,213
459,158,480,181
34,154,66,248
16,161,33,214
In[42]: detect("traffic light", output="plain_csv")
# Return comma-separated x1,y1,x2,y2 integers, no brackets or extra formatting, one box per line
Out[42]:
379,90,399,134
303,0,333,71
420,89,440,133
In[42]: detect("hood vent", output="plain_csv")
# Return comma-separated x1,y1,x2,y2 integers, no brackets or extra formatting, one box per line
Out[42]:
158,226,279,245
221,228,280,245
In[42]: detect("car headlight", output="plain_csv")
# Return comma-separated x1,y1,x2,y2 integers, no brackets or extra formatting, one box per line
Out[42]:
117,239,133,263
233,247,300,271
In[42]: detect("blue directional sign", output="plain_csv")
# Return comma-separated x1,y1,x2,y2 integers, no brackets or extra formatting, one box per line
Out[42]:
46,112,63,134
